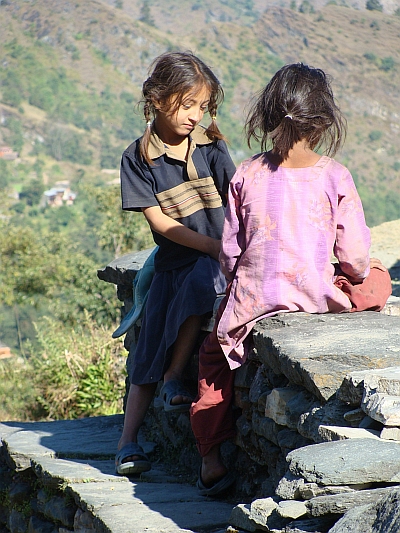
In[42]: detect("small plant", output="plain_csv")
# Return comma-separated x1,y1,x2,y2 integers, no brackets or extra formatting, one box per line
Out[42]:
364,52,377,62
366,0,383,11
379,57,395,71
368,130,382,142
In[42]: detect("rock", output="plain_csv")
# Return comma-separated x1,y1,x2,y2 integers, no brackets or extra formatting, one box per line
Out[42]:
28,515,58,533
285,390,320,431
380,426,400,441
362,392,400,426
275,471,306,500
249,366,272,404
298,483,371,500
343,407,365,427
265,388,301,426
234,360,258,389
326,503,375,533
338,367,400,406
297,398,349,443
249,497,287,531
306,486,399,517
252,411,282,446
254,313,400,402
317,425,380,442
327,487,400,533
277,429,313,452
276,500,307,519
287,439,400,485
229,504,257,532
285,516,337,532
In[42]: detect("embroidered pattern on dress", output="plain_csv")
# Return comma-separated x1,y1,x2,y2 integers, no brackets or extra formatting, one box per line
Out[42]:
308,198,332,231
250,214,277,243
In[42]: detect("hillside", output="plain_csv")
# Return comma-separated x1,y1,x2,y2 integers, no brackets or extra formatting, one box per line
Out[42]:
0,0,399,226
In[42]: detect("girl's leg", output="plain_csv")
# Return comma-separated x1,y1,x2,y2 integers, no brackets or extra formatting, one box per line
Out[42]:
190,312,236,485
164,314,203,405
117,382,157,460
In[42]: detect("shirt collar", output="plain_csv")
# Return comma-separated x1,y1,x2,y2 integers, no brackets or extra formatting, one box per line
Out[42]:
147,124,213,161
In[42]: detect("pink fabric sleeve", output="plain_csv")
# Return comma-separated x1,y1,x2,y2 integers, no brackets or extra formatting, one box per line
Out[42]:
334,168,371,281
219,172,245,281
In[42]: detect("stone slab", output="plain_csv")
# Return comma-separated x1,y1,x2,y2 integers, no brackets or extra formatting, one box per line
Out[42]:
338,366,400,405
362,392,400,426
78,484,232,533
253,312,400,402
317,425,381,442
287,439,400,485
306,486,399,517
97,249,155,286
0,415,125,459
1,416,235,533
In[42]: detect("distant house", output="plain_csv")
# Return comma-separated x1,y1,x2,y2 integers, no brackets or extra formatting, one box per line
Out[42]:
0,145,18,160
43,181,77,207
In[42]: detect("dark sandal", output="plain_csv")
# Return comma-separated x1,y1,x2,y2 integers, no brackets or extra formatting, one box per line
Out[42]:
159,379,193,412
196,469,236,497
115,442,151,475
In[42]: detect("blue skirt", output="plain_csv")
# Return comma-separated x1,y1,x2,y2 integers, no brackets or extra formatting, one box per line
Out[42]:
129,255,226,385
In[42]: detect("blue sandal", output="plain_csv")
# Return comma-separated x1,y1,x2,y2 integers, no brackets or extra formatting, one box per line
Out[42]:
159,379,194,412
115,442,151,476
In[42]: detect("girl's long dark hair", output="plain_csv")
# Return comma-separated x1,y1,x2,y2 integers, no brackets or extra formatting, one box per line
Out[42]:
139,51,225,164
246,63,346,160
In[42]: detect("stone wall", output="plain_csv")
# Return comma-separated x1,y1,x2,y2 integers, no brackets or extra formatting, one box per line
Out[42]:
97,249,400,533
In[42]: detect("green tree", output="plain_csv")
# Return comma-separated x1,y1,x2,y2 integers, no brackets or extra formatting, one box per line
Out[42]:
84,184,153,258
19,178,45,206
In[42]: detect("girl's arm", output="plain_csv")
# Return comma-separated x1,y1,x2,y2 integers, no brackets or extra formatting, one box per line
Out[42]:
219,175,245,281
142,205,220,261
334,169,371,281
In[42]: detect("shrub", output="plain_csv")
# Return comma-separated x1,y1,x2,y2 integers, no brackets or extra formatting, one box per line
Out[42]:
366,0,383,11
368,130,382,142
379,57,395,71
27,313,127,420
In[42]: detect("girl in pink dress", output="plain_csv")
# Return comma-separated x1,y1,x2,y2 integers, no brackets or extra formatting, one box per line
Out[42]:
190,63,391,496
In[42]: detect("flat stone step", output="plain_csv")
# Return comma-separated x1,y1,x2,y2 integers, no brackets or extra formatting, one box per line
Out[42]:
0,415,234,533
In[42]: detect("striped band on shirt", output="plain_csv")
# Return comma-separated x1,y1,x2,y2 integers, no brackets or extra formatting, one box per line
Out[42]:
155,176,222,220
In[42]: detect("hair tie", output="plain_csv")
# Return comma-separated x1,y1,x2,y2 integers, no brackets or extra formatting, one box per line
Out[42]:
284,114,293,119
211,115,217,121
146,120,152,127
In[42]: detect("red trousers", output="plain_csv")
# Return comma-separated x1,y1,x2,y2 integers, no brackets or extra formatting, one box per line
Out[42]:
190,267,392,457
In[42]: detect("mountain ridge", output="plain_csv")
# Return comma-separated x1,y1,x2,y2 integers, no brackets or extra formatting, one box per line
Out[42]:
0,0,399,226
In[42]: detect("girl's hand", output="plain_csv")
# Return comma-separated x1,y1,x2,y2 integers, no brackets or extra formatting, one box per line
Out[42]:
370,257,387,271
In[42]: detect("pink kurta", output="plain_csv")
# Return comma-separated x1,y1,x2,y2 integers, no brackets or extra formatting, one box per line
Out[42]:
217,154,371,369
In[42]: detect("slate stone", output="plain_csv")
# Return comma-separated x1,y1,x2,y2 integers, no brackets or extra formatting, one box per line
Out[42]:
327,503,376,533
285,390,320,431
97,249,154,286
362,392,400,426
229,504,257,532
252,411,283,446
285,516,337,533
306,486,399,517
287,439,400,485
317,425,380,442
297,398,349,443
328,487,400,533
275,471,305,500
254,313,400,402
380,426,400,441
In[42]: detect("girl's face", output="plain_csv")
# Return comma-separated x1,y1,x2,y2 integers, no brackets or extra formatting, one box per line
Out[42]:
154,85,211,144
